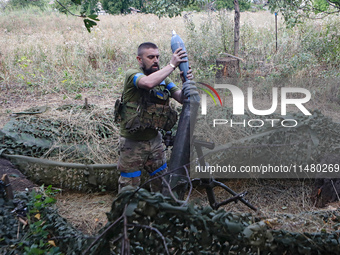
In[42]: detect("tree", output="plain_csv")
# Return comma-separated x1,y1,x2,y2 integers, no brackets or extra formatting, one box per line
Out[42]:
234,0,240,56
53,0,80,14
215,0,251,11
268,0,340,26
101,0,144,15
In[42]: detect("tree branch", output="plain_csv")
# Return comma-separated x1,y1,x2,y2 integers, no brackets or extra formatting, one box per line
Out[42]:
55,0,84,17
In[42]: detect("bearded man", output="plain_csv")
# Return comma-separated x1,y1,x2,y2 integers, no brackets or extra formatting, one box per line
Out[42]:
116,42,194,192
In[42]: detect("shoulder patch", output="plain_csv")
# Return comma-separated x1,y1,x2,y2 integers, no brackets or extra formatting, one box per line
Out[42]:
133,73,144,87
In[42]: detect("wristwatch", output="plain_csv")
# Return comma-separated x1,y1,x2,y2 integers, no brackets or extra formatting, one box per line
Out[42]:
169,63,176,69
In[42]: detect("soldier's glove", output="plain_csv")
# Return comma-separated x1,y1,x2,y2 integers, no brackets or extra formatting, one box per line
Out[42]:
182,80,199,99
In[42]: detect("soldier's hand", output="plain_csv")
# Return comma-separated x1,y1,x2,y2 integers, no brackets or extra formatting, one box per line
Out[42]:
180,66,193,83
182,80,199,99
170,47,188,68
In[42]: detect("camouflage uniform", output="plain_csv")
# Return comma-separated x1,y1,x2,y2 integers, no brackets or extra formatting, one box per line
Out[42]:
118,133,166,192
117,67,179,192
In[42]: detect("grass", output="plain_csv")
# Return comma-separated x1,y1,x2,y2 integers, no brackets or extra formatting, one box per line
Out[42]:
0,10,187,98
1,9,339,98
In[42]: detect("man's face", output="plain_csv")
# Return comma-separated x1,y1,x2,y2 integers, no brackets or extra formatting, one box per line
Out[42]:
137,47,160,75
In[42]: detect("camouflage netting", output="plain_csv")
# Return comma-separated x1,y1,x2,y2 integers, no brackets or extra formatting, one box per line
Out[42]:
2,189,340,254
195,108,340,178
0,105,121,191
3,154,119,192
0,105,118,161
97,188,340,254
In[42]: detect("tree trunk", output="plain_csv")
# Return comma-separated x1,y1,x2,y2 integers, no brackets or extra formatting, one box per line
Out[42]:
234,0,240,56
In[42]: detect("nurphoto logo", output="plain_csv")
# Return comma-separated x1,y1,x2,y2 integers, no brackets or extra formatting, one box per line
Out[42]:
198,83,312,128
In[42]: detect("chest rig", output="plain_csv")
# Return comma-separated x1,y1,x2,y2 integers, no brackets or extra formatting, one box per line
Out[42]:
115,86,178,133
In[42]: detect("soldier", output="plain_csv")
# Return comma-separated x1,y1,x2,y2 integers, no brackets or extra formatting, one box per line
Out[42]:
116,42,194,192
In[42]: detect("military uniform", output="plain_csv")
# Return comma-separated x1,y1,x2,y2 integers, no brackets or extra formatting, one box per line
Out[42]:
117,68,179,192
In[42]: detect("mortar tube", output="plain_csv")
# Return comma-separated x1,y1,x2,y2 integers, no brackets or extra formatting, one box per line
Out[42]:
164,97,200,199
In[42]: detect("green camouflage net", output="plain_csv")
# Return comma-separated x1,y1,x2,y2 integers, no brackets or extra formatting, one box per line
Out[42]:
4,155,118,192
0,105,121,191
2,190,340,254
0,105,118,162
98,188,340,255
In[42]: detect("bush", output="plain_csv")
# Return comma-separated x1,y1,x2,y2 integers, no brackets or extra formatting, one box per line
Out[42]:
5,0,49,11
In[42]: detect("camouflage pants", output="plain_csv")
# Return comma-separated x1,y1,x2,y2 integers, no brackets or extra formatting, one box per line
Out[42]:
117,132,167,193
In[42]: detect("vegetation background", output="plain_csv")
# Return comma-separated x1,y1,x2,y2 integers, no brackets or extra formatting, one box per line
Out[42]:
1,0,339,110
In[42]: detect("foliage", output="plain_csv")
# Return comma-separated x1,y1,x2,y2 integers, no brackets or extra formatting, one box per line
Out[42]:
268,0,340,26
20,185,62,255
80,0,100,15
101,0,144,15
0,186,63,254
52,0,100,32
1,188,99,254
53,0,99,16
101,0,207,17
184,10,235,79
53,0,80,14
144,0,206,17
214,0,251,11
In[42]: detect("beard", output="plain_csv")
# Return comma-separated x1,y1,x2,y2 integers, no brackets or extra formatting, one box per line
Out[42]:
142,63,159,75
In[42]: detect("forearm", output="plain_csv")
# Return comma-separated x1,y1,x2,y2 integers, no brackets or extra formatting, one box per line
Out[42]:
172,90,184,104
138,65,175,90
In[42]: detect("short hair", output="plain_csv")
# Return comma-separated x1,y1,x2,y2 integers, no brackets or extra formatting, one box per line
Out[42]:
137,42,158,56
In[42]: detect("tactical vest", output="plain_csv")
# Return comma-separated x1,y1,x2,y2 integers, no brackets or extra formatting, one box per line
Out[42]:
114,88,178,133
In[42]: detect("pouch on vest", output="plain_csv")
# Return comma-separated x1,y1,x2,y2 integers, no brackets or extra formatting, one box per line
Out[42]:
124,102,178,133
114,98,123,123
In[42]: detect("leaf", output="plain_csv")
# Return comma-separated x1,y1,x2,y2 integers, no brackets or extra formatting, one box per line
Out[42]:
48,240,56,247
35,213,41,220
44,197,56,204
87,14,100,21
71,0,81,5
84,19,97,33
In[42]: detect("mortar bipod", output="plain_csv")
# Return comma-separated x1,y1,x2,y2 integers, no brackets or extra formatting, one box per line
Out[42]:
192,139,257,211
